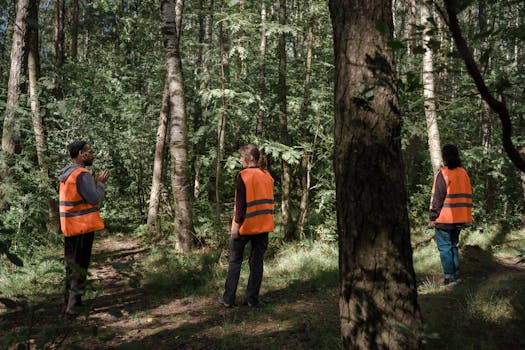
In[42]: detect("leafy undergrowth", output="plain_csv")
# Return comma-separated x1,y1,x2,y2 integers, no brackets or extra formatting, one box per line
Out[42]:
0,228,524,350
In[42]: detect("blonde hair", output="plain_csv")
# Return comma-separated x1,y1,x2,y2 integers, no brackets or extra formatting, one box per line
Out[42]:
239,144,267,170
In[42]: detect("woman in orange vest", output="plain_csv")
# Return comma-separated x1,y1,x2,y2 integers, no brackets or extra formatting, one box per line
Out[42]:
58,140,110,317
219,144,274,307
429,144,472,285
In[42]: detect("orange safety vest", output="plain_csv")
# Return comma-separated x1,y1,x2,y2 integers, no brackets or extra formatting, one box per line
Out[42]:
59,167,105,236
431,166,473,224
232,168,275,235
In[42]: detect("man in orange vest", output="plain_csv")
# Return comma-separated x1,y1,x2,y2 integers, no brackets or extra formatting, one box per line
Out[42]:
429,144,472,285
58,141,109,317
219,144,274,308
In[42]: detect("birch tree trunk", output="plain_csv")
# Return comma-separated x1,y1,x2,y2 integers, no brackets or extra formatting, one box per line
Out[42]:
161,0,194,252
1,0,30,178
147,78,170,233
329,0,422,348
421,2,442,174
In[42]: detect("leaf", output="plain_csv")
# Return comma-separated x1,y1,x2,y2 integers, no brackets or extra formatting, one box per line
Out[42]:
107,308,124,318
6,252,23,267
387,40,404,51
412,46,426,55
375,20,387,34
0,298,19,308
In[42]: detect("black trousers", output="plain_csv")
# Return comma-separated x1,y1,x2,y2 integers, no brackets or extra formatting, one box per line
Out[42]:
64,232,94,311
222,232,268,305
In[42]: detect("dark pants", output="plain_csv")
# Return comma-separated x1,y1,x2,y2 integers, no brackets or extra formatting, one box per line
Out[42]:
223,232,268,305
64,232,94,311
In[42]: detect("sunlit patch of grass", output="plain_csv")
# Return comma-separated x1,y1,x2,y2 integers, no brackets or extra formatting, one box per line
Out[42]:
412,237,442,277
465,275,523,323
264,241,338,289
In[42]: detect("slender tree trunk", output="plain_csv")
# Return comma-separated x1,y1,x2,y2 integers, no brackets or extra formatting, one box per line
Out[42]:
28,0,60,231
215,1,229,221
71,0,79,60
192,0,213,199
278,0,293,240
295,3,315,240
1,0,30,178
256,1,267,136
147,78,170,233
421,2,442,174
54,0,65,68
161,0,194,252
329,0,422,348
408,0,416,54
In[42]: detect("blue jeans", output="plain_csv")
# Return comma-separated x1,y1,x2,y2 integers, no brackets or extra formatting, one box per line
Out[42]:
435,228,461,280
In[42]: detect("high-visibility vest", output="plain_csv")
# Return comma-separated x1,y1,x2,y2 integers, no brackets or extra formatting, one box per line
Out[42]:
431,166,473,224
232,168,275,235
59,167,105,236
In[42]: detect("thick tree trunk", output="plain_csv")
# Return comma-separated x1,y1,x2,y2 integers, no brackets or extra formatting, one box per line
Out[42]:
161,0,194,252
256,1,267,136
1,0,30,177
147,78,170,233
329,1,422,348
278,0,293,240
421,3,442,174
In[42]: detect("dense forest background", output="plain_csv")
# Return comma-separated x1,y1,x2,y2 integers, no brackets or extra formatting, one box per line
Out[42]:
1,0,524,348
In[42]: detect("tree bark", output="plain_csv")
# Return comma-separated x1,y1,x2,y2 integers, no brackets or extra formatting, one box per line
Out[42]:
295,3,316,240
1,0,30,177
256,1,267,136
71,0,79,60
147,78,170,233
54,0,65,67
161,0,194,252
27,0,60,232
278,0,294,240
421,2,442,174
329,0,422,348
215,0,229,221
408,0,417,54
192,0,213,199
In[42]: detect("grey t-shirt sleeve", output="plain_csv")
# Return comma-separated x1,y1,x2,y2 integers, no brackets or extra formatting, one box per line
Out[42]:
77,172,105,205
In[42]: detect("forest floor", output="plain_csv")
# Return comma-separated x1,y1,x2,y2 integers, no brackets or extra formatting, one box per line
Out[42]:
1,229,525,349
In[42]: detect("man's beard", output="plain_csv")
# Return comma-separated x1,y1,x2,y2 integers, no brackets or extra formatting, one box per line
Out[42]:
84,159,93,166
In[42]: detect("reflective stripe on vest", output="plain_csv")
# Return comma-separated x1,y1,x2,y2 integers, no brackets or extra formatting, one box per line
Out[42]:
431,166,473,224
233,168,275,235
59,167,105,236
